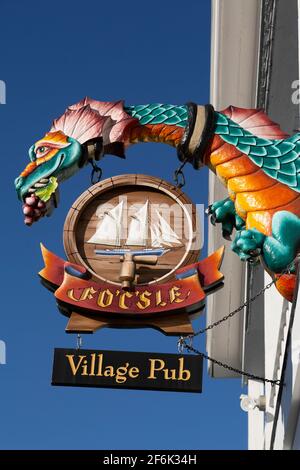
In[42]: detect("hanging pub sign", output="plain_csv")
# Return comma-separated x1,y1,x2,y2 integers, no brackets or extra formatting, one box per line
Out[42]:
52,348,203,393
14,97,300,392
39,174,225,336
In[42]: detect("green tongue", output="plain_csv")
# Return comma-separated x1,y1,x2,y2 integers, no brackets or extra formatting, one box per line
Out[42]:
35,176,58,202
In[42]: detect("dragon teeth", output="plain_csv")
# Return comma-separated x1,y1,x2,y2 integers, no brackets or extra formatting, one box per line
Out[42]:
33,178,50,188
28,187,37,193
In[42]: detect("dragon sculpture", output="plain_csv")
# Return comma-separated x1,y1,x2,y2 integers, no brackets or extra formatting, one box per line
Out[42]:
15,98,300,301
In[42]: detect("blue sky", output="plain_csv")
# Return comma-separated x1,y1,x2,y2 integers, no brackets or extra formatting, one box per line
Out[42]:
0,0,247,449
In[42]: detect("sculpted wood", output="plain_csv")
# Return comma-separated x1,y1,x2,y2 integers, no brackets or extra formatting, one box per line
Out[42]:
39,175,225,335
14,94,300,392
63,175,199,287
15,99,300,301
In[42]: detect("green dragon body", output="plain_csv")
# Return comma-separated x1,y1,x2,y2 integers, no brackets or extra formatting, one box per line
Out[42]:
15,99,300,301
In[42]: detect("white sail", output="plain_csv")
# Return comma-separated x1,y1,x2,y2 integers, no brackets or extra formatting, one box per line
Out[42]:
150,223,162,248
152,210,181,247
126,201,149,246
87,200,123,246
89,199,181,251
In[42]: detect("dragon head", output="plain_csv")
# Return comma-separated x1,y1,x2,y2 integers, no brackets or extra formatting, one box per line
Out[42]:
15,97,137,225
15,131,83,224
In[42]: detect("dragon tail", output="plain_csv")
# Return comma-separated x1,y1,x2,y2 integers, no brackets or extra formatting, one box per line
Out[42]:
275,273,297,302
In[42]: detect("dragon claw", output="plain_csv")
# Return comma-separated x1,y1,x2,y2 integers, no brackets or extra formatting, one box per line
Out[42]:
222,231,232,241
205,205,213,215
232,229,265,263
248,248,261,257
210,214,217,225
206,197,246,239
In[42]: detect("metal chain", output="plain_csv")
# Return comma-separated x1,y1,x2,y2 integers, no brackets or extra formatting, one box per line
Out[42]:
173,158,188,188
76,334,82,350
189,263,294,338
90,160,102,185
175,264,294,385
181,341,281,386
191,277,275,337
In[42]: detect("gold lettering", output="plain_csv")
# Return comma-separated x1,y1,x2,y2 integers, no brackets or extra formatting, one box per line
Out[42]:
81,359,89,376
136,291,152,310
97,289,114,308
118,291,133,310
96,354,103,376
163,368,177,380
115,363,129,383
66,354,86,375
103,366,114,377
128,366,139,379
178,357,191,381
89,353,96,376
148,358,165,379
155,290,167,307
169,286,185,304
67,286,97,302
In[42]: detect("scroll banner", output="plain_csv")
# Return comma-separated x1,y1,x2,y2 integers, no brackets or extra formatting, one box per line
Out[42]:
39,245,224,317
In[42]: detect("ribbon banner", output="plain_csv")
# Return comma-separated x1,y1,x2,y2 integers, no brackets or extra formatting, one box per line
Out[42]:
39,245,224,318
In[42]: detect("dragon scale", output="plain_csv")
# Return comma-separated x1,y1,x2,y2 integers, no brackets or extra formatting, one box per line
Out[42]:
15,99,300,301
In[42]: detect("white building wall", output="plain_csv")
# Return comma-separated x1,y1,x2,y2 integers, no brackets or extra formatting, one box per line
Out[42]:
262,272,300,450
209,0,300,450
247,380,264,450
263,275,290,449
208,0,262,378
293,416,300,449
261,0,300,450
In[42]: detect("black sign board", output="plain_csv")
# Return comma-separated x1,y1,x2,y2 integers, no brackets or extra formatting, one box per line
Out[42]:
52,348,202,393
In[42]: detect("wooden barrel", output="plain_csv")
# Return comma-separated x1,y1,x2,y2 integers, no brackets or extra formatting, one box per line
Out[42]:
63,174,200,287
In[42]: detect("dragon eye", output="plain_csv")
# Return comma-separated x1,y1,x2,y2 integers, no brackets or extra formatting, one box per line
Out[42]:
36,146,49,157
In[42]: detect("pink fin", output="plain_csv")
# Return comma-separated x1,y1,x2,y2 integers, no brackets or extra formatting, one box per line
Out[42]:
221,106,289,139
52,105,107,144
51,97,138,145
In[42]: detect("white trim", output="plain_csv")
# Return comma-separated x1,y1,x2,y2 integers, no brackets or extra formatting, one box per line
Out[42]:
247,380,265,450
207,0,262,377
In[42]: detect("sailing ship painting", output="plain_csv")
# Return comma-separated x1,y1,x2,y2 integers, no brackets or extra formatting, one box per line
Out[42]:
87,199,183,257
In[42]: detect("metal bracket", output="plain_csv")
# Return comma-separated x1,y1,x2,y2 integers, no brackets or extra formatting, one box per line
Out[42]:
173,158,188,188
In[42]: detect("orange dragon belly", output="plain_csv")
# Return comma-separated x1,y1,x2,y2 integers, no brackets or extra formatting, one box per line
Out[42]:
205,134,300,236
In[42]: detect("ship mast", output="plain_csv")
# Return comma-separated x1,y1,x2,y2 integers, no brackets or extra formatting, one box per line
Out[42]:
125,200,149,247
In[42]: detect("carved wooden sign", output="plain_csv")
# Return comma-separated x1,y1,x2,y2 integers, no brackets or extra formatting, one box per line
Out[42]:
40,174,224,335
